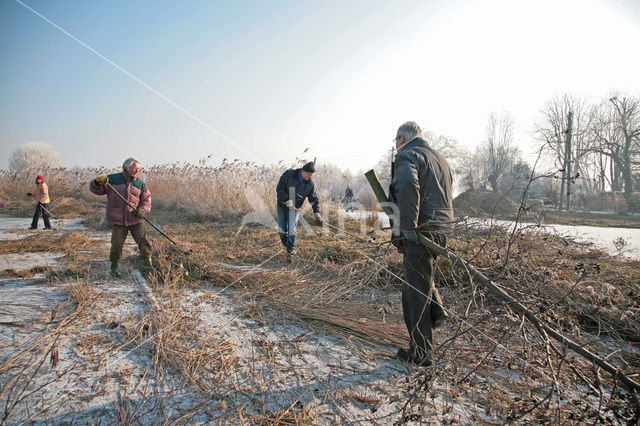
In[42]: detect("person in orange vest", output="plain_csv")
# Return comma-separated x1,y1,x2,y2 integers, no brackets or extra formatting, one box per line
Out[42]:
27,174,52,230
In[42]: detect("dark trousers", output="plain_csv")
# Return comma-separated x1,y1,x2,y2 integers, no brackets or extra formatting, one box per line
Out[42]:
31,203,51,229
110,223,152,263
276,204,300,250
402,251,446,357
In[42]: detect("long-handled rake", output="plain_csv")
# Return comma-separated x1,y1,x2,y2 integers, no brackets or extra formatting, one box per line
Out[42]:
37,203,66,231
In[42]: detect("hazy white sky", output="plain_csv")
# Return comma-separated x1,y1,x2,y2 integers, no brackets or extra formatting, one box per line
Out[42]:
1,0,638,171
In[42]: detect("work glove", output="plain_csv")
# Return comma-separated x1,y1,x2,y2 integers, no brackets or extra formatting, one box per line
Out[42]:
314,212,324,223
403,230,419,242
390,232,404,253
26,192,32,197
95,176,109,185
133,208,144,218
284,200,295,209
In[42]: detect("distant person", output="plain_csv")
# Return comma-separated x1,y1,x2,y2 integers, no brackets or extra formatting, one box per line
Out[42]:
276,161,323,259
27,174,51,230
343,185,354,212
389,121,454,366
90,158,152,277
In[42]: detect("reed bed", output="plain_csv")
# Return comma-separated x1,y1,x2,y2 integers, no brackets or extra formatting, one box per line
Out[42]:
0,158,356,220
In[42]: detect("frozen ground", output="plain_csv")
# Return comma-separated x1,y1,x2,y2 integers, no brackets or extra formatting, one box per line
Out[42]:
0,217,455,424
0,216,87,240
0,215,636,424
342,209,640,260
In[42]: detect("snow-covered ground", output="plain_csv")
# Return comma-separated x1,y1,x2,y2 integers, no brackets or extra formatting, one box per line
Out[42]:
0,216,86,240
0,217,424,423
1,215,635,424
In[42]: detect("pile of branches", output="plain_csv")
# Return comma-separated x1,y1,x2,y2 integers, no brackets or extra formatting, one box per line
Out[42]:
127,216,640,422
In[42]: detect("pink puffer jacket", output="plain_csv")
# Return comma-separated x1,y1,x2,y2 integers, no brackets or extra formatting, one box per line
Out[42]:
90,171,151,226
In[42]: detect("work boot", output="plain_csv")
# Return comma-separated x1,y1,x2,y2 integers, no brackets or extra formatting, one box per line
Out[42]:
397,348,432,367
110,262,120,278
28,226,37,230
286,247,296,263
140,256,153,275
432,311,449,329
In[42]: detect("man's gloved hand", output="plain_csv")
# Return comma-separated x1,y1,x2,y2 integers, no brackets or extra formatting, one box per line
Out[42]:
95,176,109,185
391,231,404,253
133,208,144,218
26,192,32,197
314,212,324,223
284,200,295,209
403,230,419,243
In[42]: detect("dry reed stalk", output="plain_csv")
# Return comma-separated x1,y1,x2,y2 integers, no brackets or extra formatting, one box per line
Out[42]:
220,220,637,421
0,231,99,255
132,269,239,397
0,265,54,278
0,280,103,423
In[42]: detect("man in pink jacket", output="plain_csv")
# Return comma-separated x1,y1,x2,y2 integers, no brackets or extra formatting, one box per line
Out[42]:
90,158,152,277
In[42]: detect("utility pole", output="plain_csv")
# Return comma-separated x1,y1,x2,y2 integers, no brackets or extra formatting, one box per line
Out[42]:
560,112,573,211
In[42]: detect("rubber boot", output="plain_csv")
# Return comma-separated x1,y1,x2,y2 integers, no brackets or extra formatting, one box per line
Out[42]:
141,257,153,276
286,247,296,263
110,262,120,277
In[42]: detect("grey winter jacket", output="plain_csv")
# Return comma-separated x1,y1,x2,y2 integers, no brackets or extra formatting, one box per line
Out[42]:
390,138,454,253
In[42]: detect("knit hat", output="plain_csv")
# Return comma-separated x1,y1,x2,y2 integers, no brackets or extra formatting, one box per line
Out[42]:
302,162,315,173
36,175,44,183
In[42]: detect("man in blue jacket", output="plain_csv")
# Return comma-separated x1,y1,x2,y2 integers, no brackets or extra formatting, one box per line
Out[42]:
276,161,323,258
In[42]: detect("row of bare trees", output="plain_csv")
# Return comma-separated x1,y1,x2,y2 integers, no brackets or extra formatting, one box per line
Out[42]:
535,93,640,204
458,112,524,194
449,93,640,209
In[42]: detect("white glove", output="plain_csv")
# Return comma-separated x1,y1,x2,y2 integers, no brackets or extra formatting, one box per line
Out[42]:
284,200,295,209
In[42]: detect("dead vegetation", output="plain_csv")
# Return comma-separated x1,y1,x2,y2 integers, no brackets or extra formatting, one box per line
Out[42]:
117,212,637,423
1,164,639,423
453,189,518,216
0,231,99,256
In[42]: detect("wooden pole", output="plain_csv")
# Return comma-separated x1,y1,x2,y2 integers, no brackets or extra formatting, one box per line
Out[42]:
565,111,574,211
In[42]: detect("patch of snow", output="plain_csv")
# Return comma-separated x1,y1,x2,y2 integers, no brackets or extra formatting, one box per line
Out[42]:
0,216,87,240
0,252,63,273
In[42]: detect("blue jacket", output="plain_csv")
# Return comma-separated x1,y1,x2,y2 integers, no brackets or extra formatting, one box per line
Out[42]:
276,168,320,213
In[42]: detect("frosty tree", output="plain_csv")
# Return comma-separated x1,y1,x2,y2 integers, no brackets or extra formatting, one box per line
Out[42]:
9,142,60,170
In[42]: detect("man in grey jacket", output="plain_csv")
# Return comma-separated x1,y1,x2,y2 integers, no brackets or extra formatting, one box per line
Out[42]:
389,121,454,366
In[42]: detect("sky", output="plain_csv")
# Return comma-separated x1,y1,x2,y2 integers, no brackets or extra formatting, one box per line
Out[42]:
1,0,639,171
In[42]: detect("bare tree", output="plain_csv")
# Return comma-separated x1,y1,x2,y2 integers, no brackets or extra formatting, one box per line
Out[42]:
480,112,520,192
423,131,463,162
590,93,640,202
9,141,60,171
534,94,596,197
456,147,480,191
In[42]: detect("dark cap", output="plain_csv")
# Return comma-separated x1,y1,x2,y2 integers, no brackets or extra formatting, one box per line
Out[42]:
302,162,315,173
